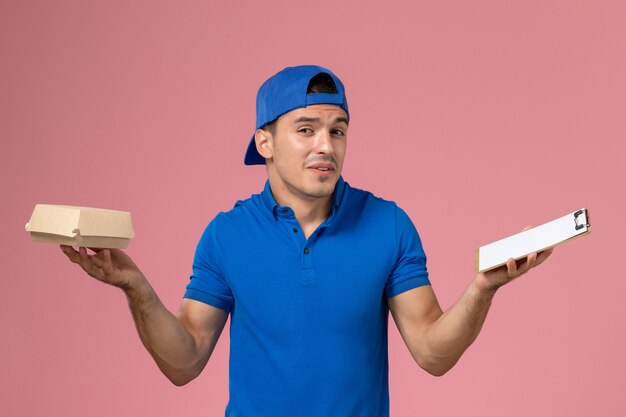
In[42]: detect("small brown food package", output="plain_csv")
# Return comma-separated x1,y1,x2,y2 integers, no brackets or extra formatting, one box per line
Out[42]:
25,204,134,249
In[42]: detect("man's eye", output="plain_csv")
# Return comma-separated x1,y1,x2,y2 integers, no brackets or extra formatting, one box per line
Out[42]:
332,129,345,136
298,128,313,134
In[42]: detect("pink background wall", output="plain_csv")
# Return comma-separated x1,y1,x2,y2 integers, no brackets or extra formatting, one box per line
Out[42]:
2,1,624,416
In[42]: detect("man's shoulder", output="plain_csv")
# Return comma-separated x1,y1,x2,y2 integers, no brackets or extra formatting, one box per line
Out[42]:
342,181,400,212
201,190,265,232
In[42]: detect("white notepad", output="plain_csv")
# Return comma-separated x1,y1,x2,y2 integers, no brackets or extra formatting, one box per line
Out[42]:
475,209,591,273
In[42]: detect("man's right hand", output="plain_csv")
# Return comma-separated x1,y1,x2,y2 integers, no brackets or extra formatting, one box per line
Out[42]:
60,245,144,291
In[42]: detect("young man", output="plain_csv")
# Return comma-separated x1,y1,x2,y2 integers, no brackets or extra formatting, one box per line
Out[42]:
61,65,553,417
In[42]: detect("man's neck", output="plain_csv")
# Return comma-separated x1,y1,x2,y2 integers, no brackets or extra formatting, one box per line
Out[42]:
269,181,333,239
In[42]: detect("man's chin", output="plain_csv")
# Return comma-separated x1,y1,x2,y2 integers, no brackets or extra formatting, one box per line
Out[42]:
306,180,337,199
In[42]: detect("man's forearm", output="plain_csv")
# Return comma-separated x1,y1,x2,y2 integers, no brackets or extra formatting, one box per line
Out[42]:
61,246,223,386
420,280,496,375
123,277,204,385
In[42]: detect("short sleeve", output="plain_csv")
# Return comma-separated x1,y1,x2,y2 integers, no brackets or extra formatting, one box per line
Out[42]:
385,205,430,298
184,215,234,313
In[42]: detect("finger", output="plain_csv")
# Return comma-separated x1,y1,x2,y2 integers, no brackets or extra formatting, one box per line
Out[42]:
540,247,554,257
101,249,114,275
506,258,517,276
510,256,533,279
79,246,89,265
91,252,104,268
88,247,104,253
534,247,554,266
515,247,553,277
78,247,100,276
61,245,82,264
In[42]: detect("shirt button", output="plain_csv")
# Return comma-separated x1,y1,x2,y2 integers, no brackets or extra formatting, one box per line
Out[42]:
292,228,298,233
303,248,310,255
282,209,288,214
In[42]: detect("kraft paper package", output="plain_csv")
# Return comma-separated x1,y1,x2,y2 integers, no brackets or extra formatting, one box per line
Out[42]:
26,204,134,249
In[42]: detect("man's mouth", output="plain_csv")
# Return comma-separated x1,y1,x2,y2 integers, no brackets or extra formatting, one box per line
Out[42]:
308,163,335,173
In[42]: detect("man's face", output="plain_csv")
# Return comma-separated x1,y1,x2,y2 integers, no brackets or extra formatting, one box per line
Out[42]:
262,104,349,203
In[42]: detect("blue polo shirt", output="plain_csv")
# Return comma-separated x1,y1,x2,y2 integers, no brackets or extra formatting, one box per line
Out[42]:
184,177,430,417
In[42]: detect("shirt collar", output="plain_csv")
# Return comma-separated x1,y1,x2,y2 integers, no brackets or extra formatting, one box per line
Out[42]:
261,176,346,220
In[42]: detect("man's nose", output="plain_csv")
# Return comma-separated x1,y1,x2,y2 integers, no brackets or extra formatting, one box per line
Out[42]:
315,130,334,154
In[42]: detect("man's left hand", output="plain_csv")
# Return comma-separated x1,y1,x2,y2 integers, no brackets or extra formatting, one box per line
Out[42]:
475,226,555,294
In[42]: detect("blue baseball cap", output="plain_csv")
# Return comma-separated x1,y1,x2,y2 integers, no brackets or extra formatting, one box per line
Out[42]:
244,65,350,165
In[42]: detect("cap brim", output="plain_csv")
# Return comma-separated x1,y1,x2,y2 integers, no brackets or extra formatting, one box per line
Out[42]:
244,134,266,165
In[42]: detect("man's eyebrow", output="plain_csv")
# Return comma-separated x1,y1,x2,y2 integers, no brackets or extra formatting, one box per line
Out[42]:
293,116,320,124
293,116,349,125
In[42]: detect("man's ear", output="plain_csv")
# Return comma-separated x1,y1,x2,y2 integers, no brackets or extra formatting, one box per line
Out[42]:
255,129,273,161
